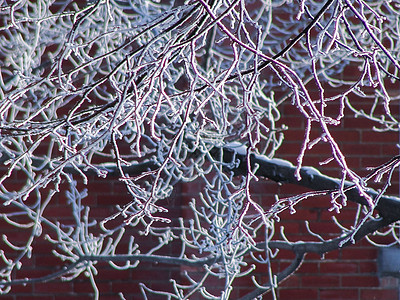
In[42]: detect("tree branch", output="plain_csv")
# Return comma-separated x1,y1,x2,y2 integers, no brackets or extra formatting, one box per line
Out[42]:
0,253,218,288
3,142,400,221
239,252,305,300
239,217,393,299
219,143,400,222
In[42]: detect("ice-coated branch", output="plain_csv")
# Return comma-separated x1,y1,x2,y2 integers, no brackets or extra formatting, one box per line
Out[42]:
0,253,218,288
3,140,399,220
1,0,400,298
219,144,400,222
240,217,392,300
239,252,305,300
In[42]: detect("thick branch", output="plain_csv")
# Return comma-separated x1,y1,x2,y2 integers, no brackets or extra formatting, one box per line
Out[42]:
239,252,305,300
219,143,400,222
266,217,393,255
3,142,400,221
0,254,218,287
2,143,400,294
240,217,392,300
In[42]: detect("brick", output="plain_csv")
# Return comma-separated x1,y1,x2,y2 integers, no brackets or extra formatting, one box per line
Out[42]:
250,180,279,195
111,281,141,294
301,275,340,287
303,143,333,158
274,248,297,260
341,247,377,260
131,267,176,281
280,103,304,116
54,296,93,300
341,275,379,287
359,261,377,273
276,145,303,156
331,130,361,143
381,144,400,155
15,267,54,280
34,254,63,267
34,281,73,293
43,205,75,218
282,129,309,142
279,288,318,299
342,117,376,130
303,221,342,236
232,274,258,287
87,180,116,194
180,181,204,195
361,131,399,144
73,281,98,294
95,268,131,281
95,295,131,300
17,296,54,300
237,287,262,298
320,207,358,222
342,144,382,156
87,206,117,218
320,262,358,274
319,288,359,299
7,281,33,294
280,208,319,221
298,262,319,273
360,288,399,300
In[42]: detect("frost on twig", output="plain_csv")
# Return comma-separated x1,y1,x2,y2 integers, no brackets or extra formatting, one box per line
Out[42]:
1,0,400,298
